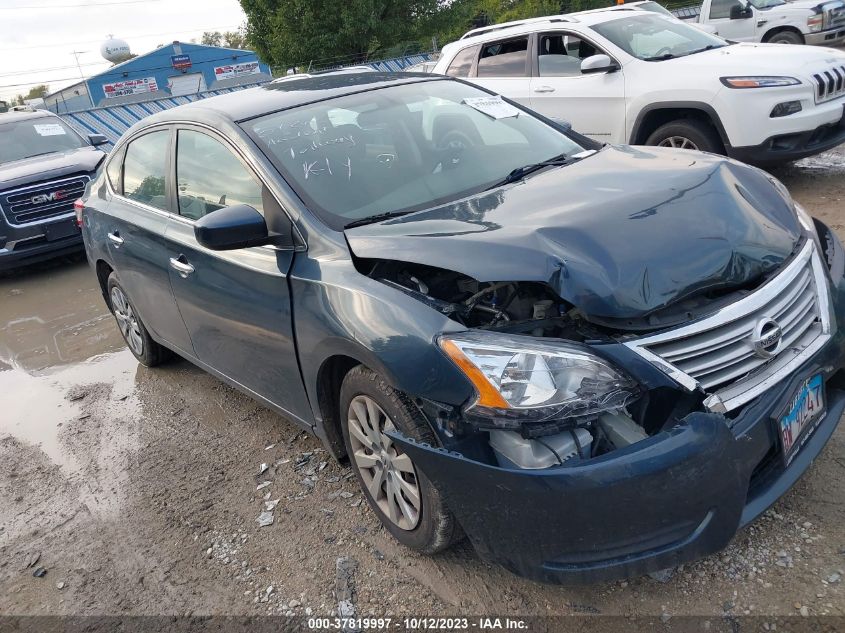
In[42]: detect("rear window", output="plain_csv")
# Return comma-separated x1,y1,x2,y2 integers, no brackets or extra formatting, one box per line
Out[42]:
122,130,170,211
0,117,87,164
477,38,529,77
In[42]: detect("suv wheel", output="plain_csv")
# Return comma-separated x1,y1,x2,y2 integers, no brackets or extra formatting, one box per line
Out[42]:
107,272,171,367
646,120,723,154
339,366,462,553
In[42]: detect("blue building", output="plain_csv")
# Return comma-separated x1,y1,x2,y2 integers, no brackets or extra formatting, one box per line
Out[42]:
46,42,272,114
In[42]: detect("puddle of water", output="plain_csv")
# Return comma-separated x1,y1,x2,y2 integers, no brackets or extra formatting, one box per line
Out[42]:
0,350,140,473
0,261,124,374
789,146,845,175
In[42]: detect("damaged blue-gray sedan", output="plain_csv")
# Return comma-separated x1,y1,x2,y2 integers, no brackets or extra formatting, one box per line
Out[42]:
78,72,845,584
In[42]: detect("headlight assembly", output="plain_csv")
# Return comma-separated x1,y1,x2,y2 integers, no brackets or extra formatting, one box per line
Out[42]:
439,331,639,432
720,76,801,89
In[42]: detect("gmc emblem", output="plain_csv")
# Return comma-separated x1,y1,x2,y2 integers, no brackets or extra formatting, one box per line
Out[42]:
31,190,66,205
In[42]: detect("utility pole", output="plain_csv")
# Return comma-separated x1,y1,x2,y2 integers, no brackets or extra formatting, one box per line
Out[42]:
70,50,87,79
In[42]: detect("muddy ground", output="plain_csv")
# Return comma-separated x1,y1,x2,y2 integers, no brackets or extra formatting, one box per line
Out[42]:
1,145,844,625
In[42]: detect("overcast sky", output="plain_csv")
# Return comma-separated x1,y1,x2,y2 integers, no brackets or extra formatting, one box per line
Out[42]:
0,0,248,102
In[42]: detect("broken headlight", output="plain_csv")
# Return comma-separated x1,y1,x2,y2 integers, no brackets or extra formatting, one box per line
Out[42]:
439,331,639,433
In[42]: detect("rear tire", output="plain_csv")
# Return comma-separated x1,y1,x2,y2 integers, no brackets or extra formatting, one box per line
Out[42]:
766,30,804,45
106,272,171,367
645,119,723,154
339,365,462,554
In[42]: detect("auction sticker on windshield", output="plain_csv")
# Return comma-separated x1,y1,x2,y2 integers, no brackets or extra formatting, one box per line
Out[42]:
33,123,66,136
779,373,824,465
462,96,520,119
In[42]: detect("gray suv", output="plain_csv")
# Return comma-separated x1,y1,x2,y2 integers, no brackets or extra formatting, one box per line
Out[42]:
0,110,107,271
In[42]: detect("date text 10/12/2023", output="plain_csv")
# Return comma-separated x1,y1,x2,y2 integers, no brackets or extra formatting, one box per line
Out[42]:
307,617,529,630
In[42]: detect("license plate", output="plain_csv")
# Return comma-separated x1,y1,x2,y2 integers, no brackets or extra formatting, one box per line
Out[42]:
779,373,825,465
44,218,79,241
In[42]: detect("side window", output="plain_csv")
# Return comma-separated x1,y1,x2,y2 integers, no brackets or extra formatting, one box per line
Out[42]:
477,37,529,77
176,130,264,221
710,0,742,19
106,146,125,195
445,45,480,77
538,33,601,77
123,130,170,211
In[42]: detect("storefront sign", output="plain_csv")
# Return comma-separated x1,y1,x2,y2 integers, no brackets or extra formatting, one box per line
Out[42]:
103,77,158,99
213,61,260,80
171,54,192,70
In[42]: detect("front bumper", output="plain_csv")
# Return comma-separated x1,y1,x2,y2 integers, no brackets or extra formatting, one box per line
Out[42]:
0,216,83,271
728,103,845,164
805,27,845,46
392,231,845,585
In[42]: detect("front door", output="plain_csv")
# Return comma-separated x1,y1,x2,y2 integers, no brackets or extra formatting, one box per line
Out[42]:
706,0,758,41
104,128,194,354
529,31,626,143
164,127,312,424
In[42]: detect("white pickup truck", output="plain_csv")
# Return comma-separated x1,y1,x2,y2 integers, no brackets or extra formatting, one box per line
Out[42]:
680,0,845,45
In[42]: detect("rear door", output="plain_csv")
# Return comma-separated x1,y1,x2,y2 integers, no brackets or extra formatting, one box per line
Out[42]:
102,127,194,354
163,126,311,422
469,36,533,108
529,31,626,143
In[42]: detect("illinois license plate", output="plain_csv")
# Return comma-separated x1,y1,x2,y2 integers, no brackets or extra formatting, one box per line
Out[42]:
779,373,824,466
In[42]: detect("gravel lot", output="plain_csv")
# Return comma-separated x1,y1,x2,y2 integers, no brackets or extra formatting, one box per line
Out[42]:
1,144,844,624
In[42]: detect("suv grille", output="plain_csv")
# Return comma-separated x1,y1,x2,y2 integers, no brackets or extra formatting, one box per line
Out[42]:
829,3,845,29
626,241,831,413
813,65,845,103
0,175,89,226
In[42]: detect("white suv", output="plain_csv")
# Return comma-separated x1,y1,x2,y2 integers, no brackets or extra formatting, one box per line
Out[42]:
432,6,845,164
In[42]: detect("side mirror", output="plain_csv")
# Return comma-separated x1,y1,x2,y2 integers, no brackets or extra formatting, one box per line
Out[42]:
88,134,109,146
550,116,573,131
580,54,619,75
194,204,271,251
729,3,752,19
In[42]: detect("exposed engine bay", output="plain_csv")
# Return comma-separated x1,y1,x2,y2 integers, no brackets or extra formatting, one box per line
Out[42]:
358,258,705,470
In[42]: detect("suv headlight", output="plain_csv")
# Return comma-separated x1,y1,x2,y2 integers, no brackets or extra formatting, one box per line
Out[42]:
439,331,638,430
720,76,801,88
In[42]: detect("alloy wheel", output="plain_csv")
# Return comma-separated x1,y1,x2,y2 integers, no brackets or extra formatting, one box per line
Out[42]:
658,136,699,151
110,286,144,356
347,395,421,530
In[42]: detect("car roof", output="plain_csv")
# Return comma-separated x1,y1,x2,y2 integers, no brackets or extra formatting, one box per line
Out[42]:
0,110,57,124
142,71,444,126
455,5,641,43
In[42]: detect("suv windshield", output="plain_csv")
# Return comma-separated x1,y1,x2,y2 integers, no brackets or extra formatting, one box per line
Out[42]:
0,116,87,164
592,14,728,61
749,0,785,8
246,80,588,230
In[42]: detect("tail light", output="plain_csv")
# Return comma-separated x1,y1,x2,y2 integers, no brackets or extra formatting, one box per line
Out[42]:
74,199,84,227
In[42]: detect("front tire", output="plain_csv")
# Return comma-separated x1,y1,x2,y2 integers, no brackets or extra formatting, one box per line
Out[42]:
645,119,723,154
339,366,461,554
106,272,171,367
766,30,804,45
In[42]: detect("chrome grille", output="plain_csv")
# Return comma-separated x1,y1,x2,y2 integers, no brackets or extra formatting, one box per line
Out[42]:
626,241,832,413
829,3,845,28
812,64,845,103
0,175,89,226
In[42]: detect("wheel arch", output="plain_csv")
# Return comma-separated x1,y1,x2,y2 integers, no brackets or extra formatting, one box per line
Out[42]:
95,259,114,308
762,26,805,43
314,353,363,461
629,102,730,150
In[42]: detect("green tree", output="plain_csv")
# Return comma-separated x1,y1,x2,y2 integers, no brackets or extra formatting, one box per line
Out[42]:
201,31,224,46
25,85,49,100
223,29,249,49
239,0,445,69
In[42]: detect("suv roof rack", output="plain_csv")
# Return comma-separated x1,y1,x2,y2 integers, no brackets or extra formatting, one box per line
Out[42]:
460,16,573,40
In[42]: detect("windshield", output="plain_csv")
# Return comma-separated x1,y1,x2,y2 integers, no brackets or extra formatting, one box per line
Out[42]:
0,116,87,164
246,80,587,230
592,14,728,61
749,0,785,8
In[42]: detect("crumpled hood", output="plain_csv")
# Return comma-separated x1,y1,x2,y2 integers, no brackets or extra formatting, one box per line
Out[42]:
345,146,802,320
0,147,104,191
676,42,845,78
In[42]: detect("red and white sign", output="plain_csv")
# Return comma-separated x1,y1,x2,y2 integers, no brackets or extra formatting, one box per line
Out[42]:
213,61,260,80
103,77,158,99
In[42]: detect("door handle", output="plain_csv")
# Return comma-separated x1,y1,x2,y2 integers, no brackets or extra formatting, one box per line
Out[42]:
533,85,556,93
169,256,195,277
107,231,124,247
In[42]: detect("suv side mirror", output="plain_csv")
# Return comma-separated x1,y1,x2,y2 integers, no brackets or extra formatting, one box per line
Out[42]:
730,3,753,19
88,134,109,146
580,54,619,75
194,204,272,250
